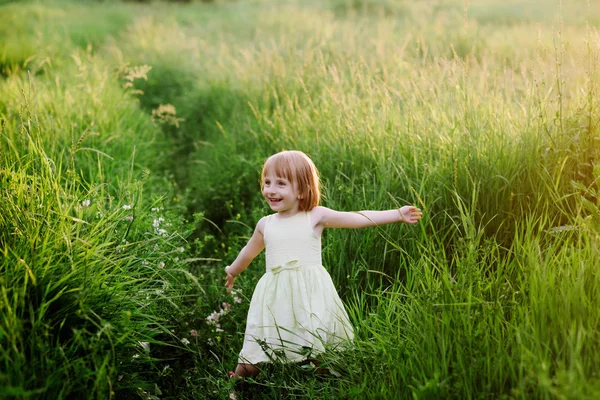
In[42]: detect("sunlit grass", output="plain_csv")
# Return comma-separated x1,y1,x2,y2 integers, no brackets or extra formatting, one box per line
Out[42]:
1,0,599,398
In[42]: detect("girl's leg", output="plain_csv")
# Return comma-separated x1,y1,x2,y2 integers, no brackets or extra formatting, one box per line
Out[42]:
228,363,259,400
229,363,259,400
234,363,260,378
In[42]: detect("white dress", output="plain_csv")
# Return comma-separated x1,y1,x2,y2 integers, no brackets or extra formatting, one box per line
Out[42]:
238,211,354,364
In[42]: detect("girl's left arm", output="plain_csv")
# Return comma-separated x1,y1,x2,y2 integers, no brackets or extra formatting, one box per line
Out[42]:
313,205,422,229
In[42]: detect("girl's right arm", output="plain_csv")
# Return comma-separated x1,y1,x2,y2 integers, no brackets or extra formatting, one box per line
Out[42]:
224,217,266,291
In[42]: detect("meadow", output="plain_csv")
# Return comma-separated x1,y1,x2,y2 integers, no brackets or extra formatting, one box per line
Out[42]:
1,0,600,398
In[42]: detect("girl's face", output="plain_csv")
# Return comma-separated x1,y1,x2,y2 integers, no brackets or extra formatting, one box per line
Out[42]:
262,171,300,216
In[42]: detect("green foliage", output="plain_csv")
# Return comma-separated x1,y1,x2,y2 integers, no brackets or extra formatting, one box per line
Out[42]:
330,0,411,17
0,37,201,398
1,0,600,398
0,115,197,397
0,1,139,76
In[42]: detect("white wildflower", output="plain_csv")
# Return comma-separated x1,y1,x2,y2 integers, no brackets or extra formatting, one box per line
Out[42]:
206,311,220,325
139,341,150,353
122,204,132,210
82,199,91,207
181,338,190,345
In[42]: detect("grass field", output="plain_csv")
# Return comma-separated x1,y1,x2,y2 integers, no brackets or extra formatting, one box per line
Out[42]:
1,0,600,398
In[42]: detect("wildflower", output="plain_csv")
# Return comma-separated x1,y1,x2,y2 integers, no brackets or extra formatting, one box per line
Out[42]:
216,327,224,333
139,341,150,353
122,64,152,89
181,338,190,345
222,302,232,311
151,207,160,212
153,217,164,228
122,204,132,210
178,247,185,253
141,261,148,266
132,353,140,360
157,229,167,236
125,216,134,221
158,262,165,269
206,311,220,325
82,199,91,207
152,104,183,128
190,329,199,337
228,371,235,378
234,297,243,304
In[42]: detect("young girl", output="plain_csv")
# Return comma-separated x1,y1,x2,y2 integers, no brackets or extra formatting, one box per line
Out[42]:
225,150,422,379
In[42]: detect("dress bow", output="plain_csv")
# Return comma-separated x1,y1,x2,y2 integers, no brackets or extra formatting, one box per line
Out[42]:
270,259,300,275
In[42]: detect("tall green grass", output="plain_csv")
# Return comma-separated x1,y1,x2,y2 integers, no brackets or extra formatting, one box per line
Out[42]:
0,43,208,399
1,0,600,398
0,1,146,77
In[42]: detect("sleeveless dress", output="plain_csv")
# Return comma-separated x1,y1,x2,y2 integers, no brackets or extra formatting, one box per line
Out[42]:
238,211,354,364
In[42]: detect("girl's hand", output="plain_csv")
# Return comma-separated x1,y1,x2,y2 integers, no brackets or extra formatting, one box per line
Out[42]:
224,266,236,293
399,206,423,224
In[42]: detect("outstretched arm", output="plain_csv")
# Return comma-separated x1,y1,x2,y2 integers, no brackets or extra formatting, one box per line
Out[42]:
224,217,266,292
312,205,422,229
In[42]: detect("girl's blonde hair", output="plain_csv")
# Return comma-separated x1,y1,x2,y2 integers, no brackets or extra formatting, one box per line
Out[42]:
261,150,320,211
